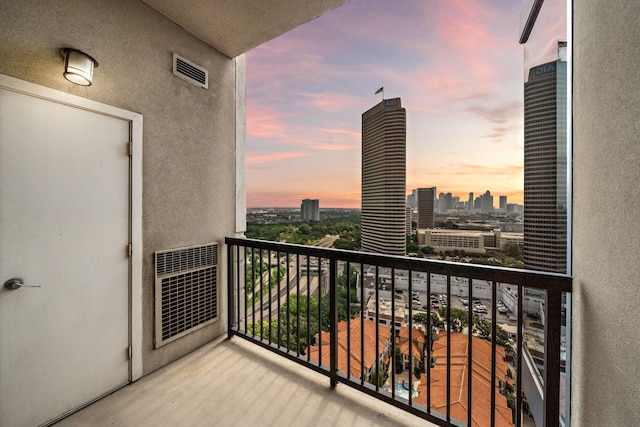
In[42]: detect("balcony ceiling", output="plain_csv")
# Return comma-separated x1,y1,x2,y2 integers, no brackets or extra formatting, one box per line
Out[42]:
142,0,348,58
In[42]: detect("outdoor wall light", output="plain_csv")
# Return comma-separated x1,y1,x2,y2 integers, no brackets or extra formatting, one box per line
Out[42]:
60,48,98,86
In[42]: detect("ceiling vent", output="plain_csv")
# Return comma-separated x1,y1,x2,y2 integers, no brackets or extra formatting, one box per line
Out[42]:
154,242,218,347
172,53,208,89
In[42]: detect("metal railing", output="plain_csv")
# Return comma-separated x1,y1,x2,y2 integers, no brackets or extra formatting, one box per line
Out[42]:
226,237,571,427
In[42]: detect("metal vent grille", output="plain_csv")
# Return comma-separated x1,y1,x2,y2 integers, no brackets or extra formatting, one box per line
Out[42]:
155,243,218,347
172,53,208,89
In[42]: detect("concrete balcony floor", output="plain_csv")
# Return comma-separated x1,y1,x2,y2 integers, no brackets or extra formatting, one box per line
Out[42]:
56,336,435,427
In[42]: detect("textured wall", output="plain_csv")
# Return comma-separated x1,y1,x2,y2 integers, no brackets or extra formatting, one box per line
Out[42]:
0,0,237,374
573,1,640,424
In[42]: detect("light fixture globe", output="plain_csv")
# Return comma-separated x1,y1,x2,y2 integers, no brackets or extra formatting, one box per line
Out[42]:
60,48,98,86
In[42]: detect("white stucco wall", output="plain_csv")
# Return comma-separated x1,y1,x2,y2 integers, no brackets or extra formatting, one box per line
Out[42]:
572,1,640,425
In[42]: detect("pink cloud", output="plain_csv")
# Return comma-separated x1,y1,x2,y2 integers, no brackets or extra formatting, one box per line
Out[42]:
246,105,290,139
245,0,536,208
318,127,360,138
246,152,308,165
302,92,363,113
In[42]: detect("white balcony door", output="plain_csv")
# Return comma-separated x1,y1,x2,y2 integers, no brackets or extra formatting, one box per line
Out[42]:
0,86,130,426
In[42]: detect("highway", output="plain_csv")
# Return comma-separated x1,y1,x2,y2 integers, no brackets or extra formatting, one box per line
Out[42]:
243,235,337,325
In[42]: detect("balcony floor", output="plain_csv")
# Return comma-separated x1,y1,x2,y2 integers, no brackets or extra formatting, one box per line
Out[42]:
55,336,435,427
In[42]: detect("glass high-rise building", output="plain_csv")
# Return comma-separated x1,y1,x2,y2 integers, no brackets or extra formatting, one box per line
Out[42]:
417,187,436,229
524,57,568,273
361,98,406,255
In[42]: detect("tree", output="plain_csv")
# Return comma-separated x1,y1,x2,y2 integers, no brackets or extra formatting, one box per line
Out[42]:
473,317,513,352
247,319,280,343
504,242,523,260
406,235,419,253
278,294,320,353
412,312,429,329
438,306,469,332
337,266,359,288
313,265,360,330
420,246,436,256
245,251,267,294
414,361,424,380
370,365,388,387
394,346,404,374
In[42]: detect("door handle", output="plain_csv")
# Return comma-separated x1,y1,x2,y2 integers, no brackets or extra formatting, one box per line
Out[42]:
3,278,41,290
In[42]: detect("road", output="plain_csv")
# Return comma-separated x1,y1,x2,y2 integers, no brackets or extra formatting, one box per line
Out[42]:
243,235,336,325
315,235,339,248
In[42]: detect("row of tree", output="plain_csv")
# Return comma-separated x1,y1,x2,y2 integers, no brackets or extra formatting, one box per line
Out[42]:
244,251,286,306
246,220,361,249
247,266,359,354
426,306,512,351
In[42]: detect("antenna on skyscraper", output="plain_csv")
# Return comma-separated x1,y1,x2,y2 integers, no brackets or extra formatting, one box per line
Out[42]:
375,86,384,100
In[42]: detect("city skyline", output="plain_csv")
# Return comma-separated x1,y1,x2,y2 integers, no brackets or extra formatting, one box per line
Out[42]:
245,0,544,208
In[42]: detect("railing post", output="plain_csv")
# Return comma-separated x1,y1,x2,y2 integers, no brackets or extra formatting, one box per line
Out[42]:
543,287,562,427
227,242,235,340
329,256,338,388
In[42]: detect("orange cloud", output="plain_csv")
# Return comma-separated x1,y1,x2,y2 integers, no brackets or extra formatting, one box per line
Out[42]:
246,152,308,165
451,163,523,176
247,188,361,208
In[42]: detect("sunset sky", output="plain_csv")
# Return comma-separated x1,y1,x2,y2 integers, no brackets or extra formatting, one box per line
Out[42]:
245,0,565,208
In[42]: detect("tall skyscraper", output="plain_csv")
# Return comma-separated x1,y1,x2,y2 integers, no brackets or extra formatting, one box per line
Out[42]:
524,55,567,273
468,192,474,210
361,98,406,255
300,198,320,221
417,187,436,229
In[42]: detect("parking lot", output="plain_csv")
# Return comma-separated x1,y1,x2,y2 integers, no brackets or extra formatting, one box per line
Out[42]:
410,292,516,326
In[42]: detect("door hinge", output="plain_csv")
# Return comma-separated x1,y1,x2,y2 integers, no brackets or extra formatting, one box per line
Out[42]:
128,345,132,360
127,243,132,258
127,142,133,157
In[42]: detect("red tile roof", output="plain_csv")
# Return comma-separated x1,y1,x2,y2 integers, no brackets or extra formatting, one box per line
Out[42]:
308,317,391,379
416,332,514,427
396,326,425,361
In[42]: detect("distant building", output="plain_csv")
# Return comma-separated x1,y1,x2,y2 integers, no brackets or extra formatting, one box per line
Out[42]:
405,206,413,236
364,292,406,334
468,192,474,210
361,98,406,255
506,203,524,214
416,229,523,253
300,198,320,221
417,187,436,229
406,189,417,210
499,195,507,211
481,190,494,213
445,192,453,211
524,55,568,273
396,326,426,370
